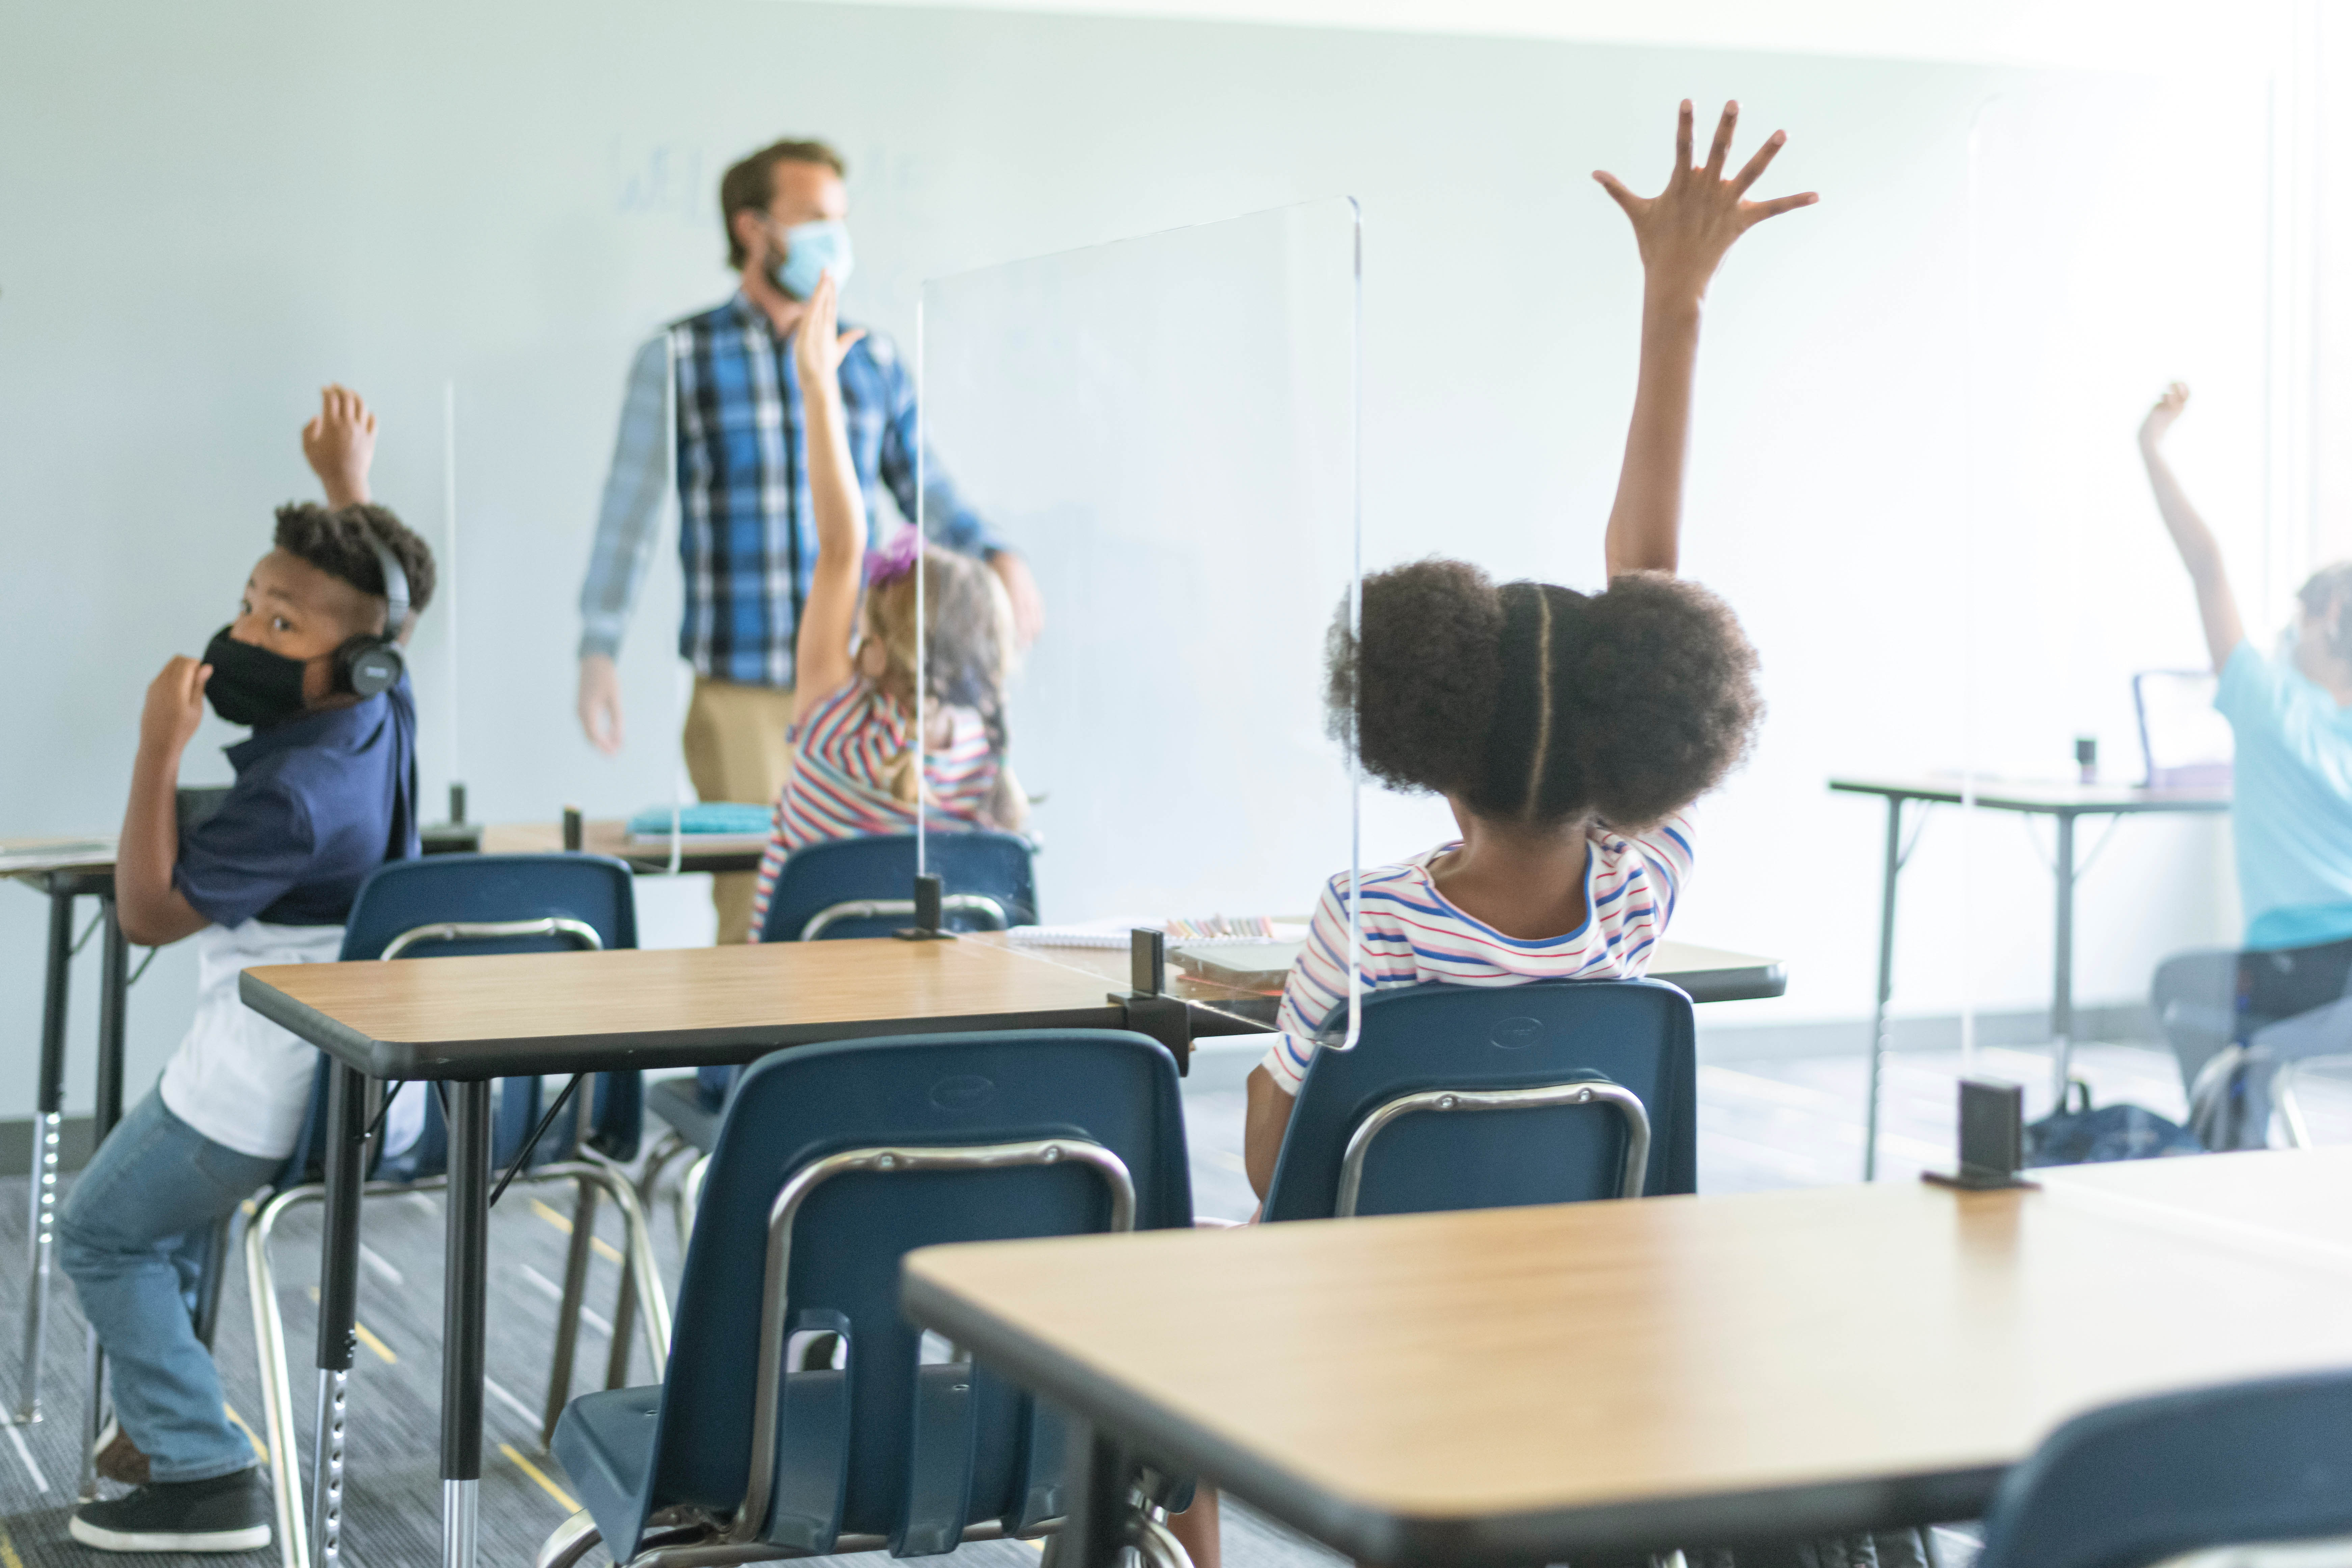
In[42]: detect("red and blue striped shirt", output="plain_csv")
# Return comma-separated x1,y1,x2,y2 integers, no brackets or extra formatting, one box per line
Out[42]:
1260,811,1696,1092
748,677,1000,941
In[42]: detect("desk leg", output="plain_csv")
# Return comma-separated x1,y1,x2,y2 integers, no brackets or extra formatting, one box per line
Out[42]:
1864,797,1904,1182
310,1064,367,1568
74,896,131,1494
15,882,75,1424
441,1082,490,1568
1064,1424,1137,1568
2049,812,2077,1102
94,893,127,1143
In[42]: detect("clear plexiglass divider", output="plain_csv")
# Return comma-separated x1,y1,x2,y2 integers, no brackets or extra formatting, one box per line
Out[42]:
916,199,1360,1042
1854,75,2273,1183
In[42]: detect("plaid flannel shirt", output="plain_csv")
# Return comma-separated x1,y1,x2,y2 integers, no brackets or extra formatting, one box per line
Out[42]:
578,292,999,686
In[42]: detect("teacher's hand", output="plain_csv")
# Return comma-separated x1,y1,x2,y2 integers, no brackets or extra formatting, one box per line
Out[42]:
578,653,625,755
990,551,1045,650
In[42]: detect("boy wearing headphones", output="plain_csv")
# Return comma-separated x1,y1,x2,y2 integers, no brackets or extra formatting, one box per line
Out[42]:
61,386,433,1553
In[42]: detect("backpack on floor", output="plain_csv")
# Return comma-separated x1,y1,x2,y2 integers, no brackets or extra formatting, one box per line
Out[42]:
2024,1081,2204,1168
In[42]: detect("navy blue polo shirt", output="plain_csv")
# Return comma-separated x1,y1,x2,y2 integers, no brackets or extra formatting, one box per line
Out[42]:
174,677,419,928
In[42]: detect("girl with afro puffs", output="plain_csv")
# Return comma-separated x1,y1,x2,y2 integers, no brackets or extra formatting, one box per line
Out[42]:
1244,101,1815,1197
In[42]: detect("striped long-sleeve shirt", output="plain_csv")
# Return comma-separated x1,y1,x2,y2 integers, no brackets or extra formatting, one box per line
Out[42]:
577,293,1001,686
747,677,1000,941
1259,811,1697,1093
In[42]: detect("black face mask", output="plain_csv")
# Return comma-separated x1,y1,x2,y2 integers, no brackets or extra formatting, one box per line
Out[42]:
202,627,311,728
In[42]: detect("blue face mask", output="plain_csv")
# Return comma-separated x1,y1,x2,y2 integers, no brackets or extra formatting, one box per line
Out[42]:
770,218,853,301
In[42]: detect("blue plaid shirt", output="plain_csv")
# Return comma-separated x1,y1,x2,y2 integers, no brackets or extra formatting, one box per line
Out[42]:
578,292,999,686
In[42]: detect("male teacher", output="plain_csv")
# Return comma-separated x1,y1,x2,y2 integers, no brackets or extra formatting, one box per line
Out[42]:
576,136,1043,943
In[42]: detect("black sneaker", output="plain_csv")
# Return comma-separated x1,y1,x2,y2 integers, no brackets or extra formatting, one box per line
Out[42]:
69,1468,271,1553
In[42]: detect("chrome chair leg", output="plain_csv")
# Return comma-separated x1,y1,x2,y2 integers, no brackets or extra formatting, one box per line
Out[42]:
589,1162,671,1377
541,1177,600,1445
77,1327,105,1502
1135,1511,1196,1568
676,1154,709,1253
534,1509,601,1568
248,1186,321,1568
526,1162,670,1382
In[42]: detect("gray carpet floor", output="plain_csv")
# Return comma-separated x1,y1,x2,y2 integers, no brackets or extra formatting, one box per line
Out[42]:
5,1041,2341,1568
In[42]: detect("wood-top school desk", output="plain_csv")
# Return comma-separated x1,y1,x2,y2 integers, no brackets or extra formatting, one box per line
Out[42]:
1828,777,2231,1180
236,929,1790,1568
904,1147,2352,1568
0,834,132,1429
236,936,1215,1568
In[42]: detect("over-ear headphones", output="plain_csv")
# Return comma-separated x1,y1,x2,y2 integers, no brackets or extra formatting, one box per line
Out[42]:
332,538,410,698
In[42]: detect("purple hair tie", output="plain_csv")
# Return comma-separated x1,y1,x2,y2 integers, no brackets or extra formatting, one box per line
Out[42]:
864,526,921,587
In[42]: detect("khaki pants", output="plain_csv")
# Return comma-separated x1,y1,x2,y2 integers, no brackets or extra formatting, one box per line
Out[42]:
681,676,797,944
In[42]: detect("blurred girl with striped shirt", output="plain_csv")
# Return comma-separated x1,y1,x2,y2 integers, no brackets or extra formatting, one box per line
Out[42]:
748,271,1026,940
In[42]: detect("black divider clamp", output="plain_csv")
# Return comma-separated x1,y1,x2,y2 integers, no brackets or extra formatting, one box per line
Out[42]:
1923,1079,2038,1191
1113,928,1190,1076
892,873,956,941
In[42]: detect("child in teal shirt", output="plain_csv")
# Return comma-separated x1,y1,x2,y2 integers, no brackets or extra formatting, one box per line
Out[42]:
2140,383,2352,1104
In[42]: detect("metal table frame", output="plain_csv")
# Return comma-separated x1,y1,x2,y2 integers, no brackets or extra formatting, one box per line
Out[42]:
1829,777,2229,1180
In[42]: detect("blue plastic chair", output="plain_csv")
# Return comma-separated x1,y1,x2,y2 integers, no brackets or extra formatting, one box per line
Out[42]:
239,854,670,1568
1261,978,1697,1222
542,1029,1193,1568
1975,1369,2352,1568
756,831,1038,944
644,831,1042,1242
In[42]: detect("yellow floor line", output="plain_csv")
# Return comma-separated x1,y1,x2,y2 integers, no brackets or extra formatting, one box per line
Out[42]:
528,1197,625,1265
501,1442,579,1513
224,1402,271,1464
0,1520,26,1568
302,1288,398,1364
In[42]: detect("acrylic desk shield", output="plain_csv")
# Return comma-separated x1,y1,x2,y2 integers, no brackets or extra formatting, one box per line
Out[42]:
1842,75,2272,1181
917,200,1361,1039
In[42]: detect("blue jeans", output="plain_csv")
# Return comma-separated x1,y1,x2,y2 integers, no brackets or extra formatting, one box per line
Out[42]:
59,1088,281,1482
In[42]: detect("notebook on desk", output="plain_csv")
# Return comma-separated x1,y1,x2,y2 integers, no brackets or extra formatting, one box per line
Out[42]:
2133,670,2233,790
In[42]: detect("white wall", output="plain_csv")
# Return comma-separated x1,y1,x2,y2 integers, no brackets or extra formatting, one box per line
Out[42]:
0,0,2296,1119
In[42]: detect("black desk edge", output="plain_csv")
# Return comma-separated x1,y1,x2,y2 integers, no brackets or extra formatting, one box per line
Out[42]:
1672,962,1786,1006
900,1265,1997,1565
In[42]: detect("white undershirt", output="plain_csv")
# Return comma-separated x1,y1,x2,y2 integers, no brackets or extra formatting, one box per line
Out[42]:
159,921,347,1160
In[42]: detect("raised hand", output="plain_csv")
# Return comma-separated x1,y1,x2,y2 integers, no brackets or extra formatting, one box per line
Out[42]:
302,383,377,507
790,271,867,401
1595,100,1817,301
2140,381,2190,450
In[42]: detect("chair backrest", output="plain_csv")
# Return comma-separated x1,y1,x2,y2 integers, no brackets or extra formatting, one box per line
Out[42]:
631,1030,1190,1560
278,854,645,1185
336,853,639,959
758,832,1037,944
1261,977,1697,1223
1975,1370,2352,1568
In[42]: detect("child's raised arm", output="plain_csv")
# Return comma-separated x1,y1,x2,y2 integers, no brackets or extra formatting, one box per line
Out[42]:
302,384,377,508
1595,101,1815,579
790,271,870,719
2137,383,2244,673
